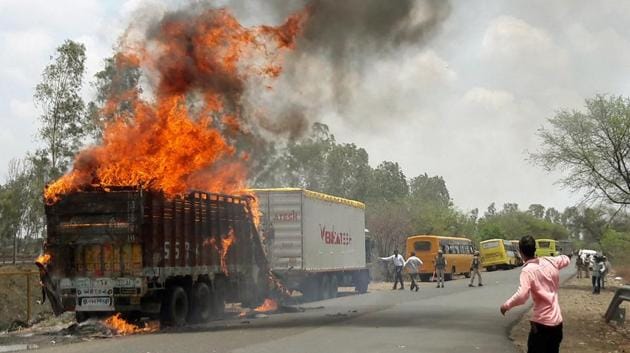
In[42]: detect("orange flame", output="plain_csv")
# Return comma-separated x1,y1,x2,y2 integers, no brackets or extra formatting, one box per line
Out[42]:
203,228,236,274
103,313,159,336
44,7,308,204
254,298,278,313
35,253,51,266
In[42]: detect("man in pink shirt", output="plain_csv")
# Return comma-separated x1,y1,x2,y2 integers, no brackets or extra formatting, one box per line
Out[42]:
500,235,570,353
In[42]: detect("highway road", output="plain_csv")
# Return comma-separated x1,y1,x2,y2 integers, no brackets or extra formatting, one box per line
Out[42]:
33,265,574,353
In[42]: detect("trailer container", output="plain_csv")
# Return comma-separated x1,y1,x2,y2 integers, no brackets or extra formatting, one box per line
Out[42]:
252,188,369,300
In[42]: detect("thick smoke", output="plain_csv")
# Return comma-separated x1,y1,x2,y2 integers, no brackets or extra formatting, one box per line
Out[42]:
233,0,452,127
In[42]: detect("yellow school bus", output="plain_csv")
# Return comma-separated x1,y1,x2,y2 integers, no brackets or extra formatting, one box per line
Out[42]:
479,239,520,271
405,235,474,281
535,238,558,257
508,240,524,266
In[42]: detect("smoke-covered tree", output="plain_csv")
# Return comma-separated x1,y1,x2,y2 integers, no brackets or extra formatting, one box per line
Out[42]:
34,40,87,176
533,95,630,205
86,53,142,140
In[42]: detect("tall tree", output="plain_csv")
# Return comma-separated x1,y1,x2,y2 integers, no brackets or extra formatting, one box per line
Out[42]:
527,204,545,218
34,40,87,176
368,161,408,202
533,95,630,205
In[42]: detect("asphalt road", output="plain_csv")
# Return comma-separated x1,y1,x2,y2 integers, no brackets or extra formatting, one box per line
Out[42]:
34,265,575,353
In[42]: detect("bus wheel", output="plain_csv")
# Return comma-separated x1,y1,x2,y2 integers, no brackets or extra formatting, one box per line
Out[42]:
445,267,455,281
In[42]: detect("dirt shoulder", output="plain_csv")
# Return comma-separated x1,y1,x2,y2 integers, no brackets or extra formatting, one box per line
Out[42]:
510,272,630,352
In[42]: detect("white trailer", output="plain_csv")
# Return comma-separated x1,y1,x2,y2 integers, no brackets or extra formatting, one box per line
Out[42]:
252,188,369,300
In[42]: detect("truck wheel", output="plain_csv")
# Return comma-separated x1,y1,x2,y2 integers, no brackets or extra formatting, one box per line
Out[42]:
210,281,226,318
320,275,331,300
75,311,90,323
354,271,369,293
161,285,189,326
328,275,338,299
189,282,212,323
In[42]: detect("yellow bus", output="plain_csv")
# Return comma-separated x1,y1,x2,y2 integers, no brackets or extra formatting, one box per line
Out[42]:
405,235,474,282
508,240,524,266
535,238,558,257
479,239,520,271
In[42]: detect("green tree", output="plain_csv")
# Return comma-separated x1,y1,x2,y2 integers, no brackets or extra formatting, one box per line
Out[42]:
533,95,630,205
527,204,545,218
34,40,87,176
368,161,408,202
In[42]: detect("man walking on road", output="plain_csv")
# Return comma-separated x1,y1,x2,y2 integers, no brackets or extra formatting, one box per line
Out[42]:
500,235,570,353
404,252,423,292
469,250,483,287
380,250,405,290
435,250,447,288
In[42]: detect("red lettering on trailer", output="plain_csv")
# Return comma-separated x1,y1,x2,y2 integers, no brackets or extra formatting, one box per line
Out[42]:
319,225,352,246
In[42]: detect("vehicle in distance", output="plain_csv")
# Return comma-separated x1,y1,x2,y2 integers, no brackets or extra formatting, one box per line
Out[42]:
405,235,474,281
252,188,369,301
479,239,520,271
40,186,269,326
535,238,558,257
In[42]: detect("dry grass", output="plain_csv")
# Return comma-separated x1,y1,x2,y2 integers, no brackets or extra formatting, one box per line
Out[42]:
0,265,52,330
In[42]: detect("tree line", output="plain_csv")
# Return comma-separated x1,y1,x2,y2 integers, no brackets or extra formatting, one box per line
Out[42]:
1,40,629,268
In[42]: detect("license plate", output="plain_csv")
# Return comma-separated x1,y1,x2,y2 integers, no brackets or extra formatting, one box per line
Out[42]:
78,297,113,311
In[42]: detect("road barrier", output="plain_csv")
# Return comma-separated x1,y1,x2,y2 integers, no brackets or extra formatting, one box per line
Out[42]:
0,270,39,323
605,285,630,325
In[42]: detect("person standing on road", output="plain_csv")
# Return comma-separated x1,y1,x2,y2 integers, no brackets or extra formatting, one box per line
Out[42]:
500,235,570,353
575,255,584,279
435,250,447,288
404,252,423,292
591,256,605,294
380,250,405,290
601,256,610,289
469,250,483,287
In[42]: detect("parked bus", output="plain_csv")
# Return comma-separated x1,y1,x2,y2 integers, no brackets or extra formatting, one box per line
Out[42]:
479,239,520,271
535,238,558,257
508,239,524,266
405,235,474,282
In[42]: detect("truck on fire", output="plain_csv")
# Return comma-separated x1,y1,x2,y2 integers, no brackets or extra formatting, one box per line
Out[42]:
252,188,370,301
39,186,270,326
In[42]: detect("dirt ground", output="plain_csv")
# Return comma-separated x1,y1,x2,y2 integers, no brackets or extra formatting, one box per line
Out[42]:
510,271,630,353
0,265,53,330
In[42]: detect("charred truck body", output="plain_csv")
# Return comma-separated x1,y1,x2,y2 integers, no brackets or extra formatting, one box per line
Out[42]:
253,188,369,301
42,187,268,325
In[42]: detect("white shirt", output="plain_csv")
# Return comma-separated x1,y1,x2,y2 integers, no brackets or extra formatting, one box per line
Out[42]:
404,256,423,272
381,254,405,267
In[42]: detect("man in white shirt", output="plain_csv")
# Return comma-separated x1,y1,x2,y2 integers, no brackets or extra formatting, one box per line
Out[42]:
404,252,423,292
380,249,406,290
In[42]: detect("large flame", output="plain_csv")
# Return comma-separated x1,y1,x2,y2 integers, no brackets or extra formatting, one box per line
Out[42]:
44,7,307,203
35,253,51,266
203,228,236,274
103,313,159,336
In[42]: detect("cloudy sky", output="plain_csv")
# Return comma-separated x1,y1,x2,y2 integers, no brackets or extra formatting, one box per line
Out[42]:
2,0,630,212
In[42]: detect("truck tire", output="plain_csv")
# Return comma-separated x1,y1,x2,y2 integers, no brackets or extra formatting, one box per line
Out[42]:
189,282,212,323
320,275,331,300
161,285,189,326
354,271,369,294
329,275,338,299
211,281,226,318
75,311,90,323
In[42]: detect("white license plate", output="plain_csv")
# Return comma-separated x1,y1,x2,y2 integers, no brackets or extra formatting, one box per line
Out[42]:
78,297,113,311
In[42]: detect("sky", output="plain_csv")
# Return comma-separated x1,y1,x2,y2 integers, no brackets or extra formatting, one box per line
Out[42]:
2,0,630,212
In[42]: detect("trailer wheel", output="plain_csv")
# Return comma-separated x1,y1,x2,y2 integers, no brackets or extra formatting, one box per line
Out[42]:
354,271,369,293
189,282,212,323
328,275,338,299
161,285,189,326
320,275,331,300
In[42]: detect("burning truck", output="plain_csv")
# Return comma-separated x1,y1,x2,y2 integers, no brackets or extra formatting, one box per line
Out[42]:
39,186,269,326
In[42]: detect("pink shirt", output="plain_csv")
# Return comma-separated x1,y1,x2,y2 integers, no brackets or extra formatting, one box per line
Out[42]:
501,255,570,326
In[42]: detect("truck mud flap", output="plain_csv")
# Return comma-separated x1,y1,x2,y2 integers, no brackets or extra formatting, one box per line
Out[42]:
35,262,64,316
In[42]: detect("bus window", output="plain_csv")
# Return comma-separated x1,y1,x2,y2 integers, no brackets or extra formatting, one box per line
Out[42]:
538,241,550,248
414,241,431,251
482,240,500,249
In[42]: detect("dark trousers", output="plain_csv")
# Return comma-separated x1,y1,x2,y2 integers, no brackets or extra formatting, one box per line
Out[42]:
528,321,562,353
592,276,601,294
409,274,418,289
393,266,404,289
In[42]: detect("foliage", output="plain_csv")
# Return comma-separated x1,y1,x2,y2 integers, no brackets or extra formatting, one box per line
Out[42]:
533,95,630,205
33,40,87,175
